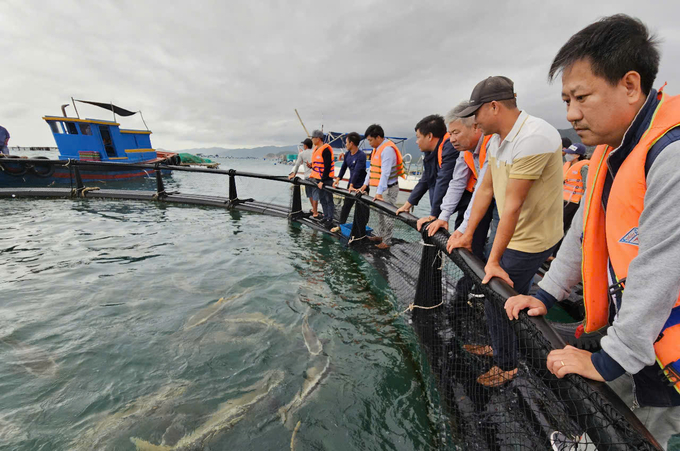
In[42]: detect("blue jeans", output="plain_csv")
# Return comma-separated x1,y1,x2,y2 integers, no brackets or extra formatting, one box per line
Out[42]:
485,245,556,371
318,179,335,222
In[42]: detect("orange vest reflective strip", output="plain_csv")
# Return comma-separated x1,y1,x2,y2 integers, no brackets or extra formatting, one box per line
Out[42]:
581,91,680,392
462,135,491,192
311,144,335,179
369,139,406,187
563,160,572,178
563,159,589,203
436,133,451,168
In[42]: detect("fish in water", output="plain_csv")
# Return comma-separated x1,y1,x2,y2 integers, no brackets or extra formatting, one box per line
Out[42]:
71,380,190,450
279,356,331,428
224,312,287,333
183,287,253,331
301,314,322,356
0,337,58,377
131,370,285,450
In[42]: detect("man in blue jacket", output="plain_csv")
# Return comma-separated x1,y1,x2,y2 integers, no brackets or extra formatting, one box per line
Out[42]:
396,115,457,218
333,132,367,224
0,125,9,155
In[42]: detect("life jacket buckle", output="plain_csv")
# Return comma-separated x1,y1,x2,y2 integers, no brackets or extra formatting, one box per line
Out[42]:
608,278,627,297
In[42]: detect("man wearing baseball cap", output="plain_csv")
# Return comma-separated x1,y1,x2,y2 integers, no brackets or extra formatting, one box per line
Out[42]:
448,76,564,387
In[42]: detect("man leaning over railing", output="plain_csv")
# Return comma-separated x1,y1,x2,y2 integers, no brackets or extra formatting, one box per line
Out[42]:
447,76,564,388
504,15,680,449
423,101,496,261
395,114,457,223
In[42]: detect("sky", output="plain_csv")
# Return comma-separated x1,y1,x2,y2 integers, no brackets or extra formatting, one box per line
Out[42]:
2,0,679,150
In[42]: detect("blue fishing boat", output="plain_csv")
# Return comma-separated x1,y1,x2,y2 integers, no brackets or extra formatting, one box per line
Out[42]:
0,100,179,185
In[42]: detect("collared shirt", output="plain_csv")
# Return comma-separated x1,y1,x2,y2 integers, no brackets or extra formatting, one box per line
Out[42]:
364,141,397,195
486,110,563,253
291,148,313,178
439,135,483,222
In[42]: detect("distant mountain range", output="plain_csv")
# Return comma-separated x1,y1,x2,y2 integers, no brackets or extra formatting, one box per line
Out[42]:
170,128,582,159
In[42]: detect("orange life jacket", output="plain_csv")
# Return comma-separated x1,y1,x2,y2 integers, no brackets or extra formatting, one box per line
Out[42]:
563,160,572,178
368,139,406,187
563,159,589,203
310,144,335,180
462,135,491,192
581,90,680,392
436,133,451,168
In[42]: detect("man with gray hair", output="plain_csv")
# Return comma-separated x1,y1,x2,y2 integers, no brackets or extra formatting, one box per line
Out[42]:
419,101,495,260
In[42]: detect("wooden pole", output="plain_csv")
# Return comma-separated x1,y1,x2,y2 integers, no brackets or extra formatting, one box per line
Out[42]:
295,109,310,137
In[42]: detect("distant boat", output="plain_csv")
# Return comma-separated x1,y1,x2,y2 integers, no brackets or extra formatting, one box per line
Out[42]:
0,99,178,185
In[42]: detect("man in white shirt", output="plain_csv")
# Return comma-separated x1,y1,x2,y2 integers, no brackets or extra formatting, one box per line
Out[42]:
288,138,319,218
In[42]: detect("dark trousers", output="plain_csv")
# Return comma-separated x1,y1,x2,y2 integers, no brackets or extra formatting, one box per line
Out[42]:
472,201,495,261
339,198,355,224
318,180,335,222
553,200,579,256
486,245,556,371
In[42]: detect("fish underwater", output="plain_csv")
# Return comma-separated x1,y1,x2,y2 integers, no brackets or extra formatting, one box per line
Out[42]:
301,313,322,356
71,380,190,450
223,312,287,333
0,336,58,377
279,356,331,429
183,287,253,331
131,370,285,450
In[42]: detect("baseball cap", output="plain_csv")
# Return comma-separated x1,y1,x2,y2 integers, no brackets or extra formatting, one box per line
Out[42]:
311,130,324,139
564,143,586,155
458,76,516,117
301,138,313,148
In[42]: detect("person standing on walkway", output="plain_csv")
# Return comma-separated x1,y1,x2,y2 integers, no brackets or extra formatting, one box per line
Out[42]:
423,101,495,261
504,15,680,448
447,76,564,387
333,132,367,224
359,124,405,250
309,130,335,229
289,138,319,218
396,115,456,219
0,125,10,155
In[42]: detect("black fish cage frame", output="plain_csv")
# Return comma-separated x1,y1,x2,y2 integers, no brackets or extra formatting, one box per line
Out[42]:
0,158,662,450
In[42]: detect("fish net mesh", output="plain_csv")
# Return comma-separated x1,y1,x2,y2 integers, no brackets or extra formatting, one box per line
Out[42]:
326,188,658,451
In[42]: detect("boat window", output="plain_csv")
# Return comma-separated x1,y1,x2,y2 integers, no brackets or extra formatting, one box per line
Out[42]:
80,123,92,135
48,122,62,134
65,122,78,134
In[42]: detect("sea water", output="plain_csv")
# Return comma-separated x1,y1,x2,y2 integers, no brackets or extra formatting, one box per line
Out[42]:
0,157,442,450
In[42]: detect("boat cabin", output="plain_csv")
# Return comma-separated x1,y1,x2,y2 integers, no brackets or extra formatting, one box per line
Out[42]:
43,100,157,163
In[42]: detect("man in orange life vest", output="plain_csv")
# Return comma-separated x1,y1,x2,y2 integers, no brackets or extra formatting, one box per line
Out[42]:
309,129,335,229
504,15,680,447
423,101,496,261
358,124,406,250
395,115,457,222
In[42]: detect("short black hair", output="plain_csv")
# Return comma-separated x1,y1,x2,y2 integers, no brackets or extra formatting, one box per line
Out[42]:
364,124,385,139
549,14,660,95
302,138,313,149
497,98,517,110
414,114,446,139
346,132,361,147
561,137,572,149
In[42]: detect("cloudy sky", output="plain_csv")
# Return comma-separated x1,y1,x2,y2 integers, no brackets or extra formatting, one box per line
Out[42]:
2,0,678,150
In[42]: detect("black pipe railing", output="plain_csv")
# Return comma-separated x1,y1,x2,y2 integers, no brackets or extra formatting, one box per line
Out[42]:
0,157,661,449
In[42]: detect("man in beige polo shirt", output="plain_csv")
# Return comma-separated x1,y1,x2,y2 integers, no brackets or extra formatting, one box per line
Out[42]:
447,76,563,386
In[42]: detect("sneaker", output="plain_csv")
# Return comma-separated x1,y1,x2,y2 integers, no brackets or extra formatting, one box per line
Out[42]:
476,366,518,387
549,431,582,451
463,344,494,357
